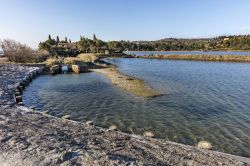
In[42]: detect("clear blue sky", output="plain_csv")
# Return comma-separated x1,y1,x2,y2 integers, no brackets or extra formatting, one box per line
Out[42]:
0,0,250,48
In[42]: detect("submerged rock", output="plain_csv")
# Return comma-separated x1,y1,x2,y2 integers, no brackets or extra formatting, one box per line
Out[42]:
86,121,94,126
42,110,50,114
29,106,36,110
197,141,212,150
108,125,117,131
62,115,71,120
17,102,24,106
143,131,155,138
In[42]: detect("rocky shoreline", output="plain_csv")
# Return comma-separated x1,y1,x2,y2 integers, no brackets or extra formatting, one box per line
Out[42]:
0,64,249,165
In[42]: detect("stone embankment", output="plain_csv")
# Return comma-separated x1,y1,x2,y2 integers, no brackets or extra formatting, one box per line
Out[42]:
0,64,250,166
138,54,250,62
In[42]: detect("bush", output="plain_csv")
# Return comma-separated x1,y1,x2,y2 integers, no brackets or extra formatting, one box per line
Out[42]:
44,57,63,66
77,53,98,62
0,39,49,63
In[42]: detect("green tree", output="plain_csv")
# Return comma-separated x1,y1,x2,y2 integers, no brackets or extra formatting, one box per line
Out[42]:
56,36,60,43
93,34,97,41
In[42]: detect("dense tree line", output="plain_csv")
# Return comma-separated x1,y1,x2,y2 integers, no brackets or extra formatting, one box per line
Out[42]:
131,35,250,51
38,34,250,56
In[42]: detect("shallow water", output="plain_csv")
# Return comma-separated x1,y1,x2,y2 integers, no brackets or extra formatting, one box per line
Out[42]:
23,58,250,157
125,51,250,56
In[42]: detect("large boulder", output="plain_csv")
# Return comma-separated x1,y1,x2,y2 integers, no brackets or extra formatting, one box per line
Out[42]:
50,65,60,75
71,64,88,73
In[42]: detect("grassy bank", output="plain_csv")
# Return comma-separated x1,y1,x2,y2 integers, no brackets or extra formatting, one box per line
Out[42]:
139,54,250,62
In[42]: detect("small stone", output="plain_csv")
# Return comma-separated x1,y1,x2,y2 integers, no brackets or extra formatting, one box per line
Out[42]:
62,115,71,120
17,102,24,106
143,131,154,138
18,85,24,91
197,141,212,150
42,110,50,114
182,159,195,166
14,91,20,96
86,121,94,126
29,106,36,110
15,96,22,103
21,80,27,86
108,125,117,131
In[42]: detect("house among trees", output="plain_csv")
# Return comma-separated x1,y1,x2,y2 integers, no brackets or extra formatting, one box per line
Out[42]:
39,35,78,57
52,42,78,56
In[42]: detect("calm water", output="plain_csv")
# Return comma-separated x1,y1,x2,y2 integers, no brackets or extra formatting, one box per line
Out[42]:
125,51,250,56
23,58,250,157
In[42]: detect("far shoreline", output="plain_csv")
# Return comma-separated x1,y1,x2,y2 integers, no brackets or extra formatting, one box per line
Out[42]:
125,50,250,52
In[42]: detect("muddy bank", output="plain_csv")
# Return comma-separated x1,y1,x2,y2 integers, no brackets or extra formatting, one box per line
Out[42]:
0,64,250,165
139,54,250,62
91,67,160,98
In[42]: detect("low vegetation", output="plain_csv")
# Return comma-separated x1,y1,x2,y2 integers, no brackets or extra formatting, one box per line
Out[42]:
140,54,250,62
77,53,98,63
0,39,49,63
44,53,99,66
44,57,64,66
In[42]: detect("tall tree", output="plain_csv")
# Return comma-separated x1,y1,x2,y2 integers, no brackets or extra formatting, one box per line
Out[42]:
56,36,60,43
65,37,68,43
48,34,52,40
93,34,97,41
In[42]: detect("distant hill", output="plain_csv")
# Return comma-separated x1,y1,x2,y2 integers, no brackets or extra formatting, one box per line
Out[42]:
131,35,250,51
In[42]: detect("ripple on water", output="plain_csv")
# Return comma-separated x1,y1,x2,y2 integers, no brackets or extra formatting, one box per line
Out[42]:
23,59,250,157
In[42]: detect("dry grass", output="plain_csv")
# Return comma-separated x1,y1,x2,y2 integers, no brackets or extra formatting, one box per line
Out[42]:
77,53,98,63
63,57,83,65
44,54,98,66
44,57,63,66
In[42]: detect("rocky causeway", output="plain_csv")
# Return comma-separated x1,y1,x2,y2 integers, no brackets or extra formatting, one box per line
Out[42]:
0,64,249,166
